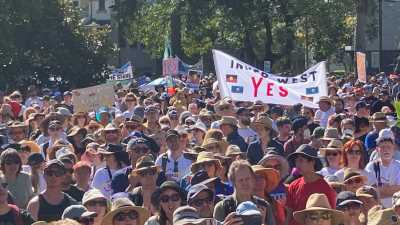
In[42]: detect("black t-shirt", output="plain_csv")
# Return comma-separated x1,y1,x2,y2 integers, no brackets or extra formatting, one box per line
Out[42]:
0,210,15,225
64,185,84,202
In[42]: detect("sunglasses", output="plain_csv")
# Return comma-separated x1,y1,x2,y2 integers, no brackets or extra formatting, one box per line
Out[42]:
125,125,137,130
86,200,107,207
0,182,7,189
306,212,332,221
159,120,170,125
105,130,119,134
78,217,95,225
345,177,363,185
4,160,20,165
114,211,139,221
132,147,149,154
192,195,213,207
44,170,65,177
160,193,180,203
206,144,219,150
138,168,157,177
185,121,195,126
347,150,362,155
326,152,340,157
265,164,281,171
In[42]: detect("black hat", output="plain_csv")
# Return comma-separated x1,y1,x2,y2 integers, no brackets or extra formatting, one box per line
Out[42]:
190,170,218,186
292,117,308,132
187,184,213,204
127,138,148,150
288,144,322,171
236,107,249,115
63,91,72,96
355,101,369,111
27,153,45,166
98,143,124,155
166,129,179,139
336,191,363,208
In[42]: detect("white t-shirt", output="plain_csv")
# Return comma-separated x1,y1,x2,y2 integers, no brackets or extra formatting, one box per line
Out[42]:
237,127,258,143
318,167,339,177
91,167,117,199
365,159,400,208
155,150,192,182
314,107,335,128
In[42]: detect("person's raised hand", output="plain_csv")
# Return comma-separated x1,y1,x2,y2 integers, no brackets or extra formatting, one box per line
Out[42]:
222,212,243,225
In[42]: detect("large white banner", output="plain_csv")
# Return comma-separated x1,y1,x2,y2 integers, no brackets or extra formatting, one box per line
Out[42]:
213,50,327,108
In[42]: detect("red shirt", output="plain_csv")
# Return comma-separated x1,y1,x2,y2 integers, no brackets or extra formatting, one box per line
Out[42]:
287,176,336,225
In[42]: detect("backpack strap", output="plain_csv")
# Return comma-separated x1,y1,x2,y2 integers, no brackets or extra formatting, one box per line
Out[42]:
106,167,113,181
373,161,382,187
161,153,169,172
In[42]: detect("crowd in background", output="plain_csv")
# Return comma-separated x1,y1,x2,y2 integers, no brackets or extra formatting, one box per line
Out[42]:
1,72,400,225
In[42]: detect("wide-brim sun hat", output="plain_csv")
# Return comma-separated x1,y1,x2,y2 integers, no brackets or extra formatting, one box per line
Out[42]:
100,198,149,225
251,165,280,193
288,144,322,171
293,193,344,225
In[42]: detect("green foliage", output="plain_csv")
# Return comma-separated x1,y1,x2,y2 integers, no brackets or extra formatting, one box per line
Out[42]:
0,0,114,90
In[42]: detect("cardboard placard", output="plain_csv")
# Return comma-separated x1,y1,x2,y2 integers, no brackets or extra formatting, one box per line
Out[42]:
72,84,115,113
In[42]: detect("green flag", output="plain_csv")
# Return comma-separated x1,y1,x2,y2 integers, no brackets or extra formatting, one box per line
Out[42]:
163,38,173,59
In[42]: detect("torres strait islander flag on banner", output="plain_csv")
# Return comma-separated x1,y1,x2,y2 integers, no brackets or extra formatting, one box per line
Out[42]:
212,50,327,108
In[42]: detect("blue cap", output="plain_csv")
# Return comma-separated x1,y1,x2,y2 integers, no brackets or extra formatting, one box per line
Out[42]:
236,201,261,216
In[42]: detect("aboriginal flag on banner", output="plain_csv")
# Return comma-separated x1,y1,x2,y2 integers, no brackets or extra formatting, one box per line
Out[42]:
226,74,237,83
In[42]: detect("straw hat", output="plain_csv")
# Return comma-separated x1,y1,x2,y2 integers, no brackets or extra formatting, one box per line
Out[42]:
101,198,149,225
214,100,234,115
67,126,87,138
251,115,273,130
19,140,40,153
319,139,343,156
190,151,221,173
343,168,367,185
320,128,340,141
219,116,238,127
201,138,222,149
130,155,159,176
103,123,120,131
318,96,332,104
293,193,344,225
225,145,246,157
251,165,280,193
369,112,387,123
367,208,400,225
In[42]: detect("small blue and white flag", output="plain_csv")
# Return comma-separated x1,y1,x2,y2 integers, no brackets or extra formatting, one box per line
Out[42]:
306,87,319,95
231,86,244,94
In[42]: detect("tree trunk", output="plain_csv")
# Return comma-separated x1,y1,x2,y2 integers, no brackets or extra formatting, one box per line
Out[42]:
263,14,274,66
170,5,184,60
355,0,368,52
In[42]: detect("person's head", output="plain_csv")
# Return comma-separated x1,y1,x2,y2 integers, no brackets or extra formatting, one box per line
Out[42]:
318,97,332,112
130,155,158,189
188,103,199,115
60,158,75,188
101,198,149,225
127,138,150,166
62,205,97,225
124,93,137,108
356,186,379,213
44,159,67,190
153,181,185,221
292,117,309,138
336,191,363,222
376,128,395,162
371,112,387,130
320,140,343,168
343,169,366,193
276,117,292,136
63,91,72,103
258,149,290,178
73,161,91,186
236,107,251,126
190,152,221,178
251,165,280,197
103,124,121,144
166,130,180,152
251,115,273,138
341,140,364,169
219,116,238,136
294,193,344,225
228,160,255,194
8,122,27,142
83,189,109,224
355,101,370,117
48,120,63,139
187,184,214,218
144,105,160,123
288,144,321,175
301,106,315,121
0,148,22,175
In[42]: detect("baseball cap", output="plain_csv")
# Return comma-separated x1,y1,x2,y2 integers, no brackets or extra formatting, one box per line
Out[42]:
376,128,395,143
62,205,97,220
166,129,179,139
27,153,45,166
336,191,363,207
44,159,66,171
356,186,378,200
236,201,262,216
187,184,213,204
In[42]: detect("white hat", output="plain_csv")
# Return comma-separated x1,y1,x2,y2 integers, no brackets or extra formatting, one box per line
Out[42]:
376,128,395,143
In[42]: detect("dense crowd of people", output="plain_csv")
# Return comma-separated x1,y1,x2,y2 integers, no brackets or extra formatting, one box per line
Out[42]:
1,72,400,225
